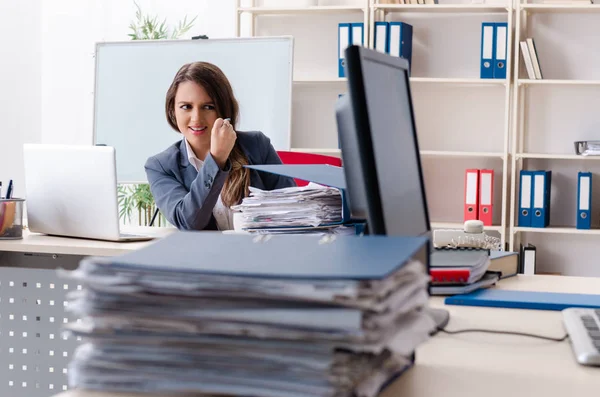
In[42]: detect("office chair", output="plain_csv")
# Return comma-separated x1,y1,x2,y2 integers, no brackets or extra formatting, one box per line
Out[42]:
276,151,342,187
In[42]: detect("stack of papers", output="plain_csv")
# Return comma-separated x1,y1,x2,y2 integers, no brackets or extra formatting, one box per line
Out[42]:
232,182,343,231
59,232,436,397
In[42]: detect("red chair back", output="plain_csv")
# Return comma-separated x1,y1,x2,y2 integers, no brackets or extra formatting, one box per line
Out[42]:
276,151,342,186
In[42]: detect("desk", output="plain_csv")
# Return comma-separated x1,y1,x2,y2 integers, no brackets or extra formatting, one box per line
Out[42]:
0,228,173,397
0,227,174,258
50,275,600,397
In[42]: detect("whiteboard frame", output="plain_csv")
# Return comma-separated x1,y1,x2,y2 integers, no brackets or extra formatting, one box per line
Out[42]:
91,36,294,184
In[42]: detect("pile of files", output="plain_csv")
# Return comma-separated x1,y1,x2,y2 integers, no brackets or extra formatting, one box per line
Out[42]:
231,182,345,233
429,248,499,295
59,232,436,397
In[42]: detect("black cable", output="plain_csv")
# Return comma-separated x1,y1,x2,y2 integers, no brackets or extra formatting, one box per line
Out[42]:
438,327,569,342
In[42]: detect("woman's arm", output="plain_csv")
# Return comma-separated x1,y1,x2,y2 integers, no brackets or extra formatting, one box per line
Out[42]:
144,154,231,230
256,132,297,189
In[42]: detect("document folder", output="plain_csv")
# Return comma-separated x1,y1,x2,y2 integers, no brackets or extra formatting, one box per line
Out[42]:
445,289,600,311
493,22,507,79
374,21,390,54
518,170,533,227
101,231,431,281
464,169,480,221
351,22,364,47
389,22,413,72
338,23,351,78
478,169,494,226
531,170,551,228
480,22,495,79
246,164,356,225
577,171,592,230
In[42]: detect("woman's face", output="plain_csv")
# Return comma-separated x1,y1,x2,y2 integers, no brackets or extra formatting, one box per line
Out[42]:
174,80,218,149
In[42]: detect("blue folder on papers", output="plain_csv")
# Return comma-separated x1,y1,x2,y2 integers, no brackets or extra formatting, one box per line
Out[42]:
245,164,356,224
445,289,600,311
104,231,430,280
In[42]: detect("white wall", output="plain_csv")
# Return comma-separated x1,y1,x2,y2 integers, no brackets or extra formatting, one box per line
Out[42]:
0,0,233,198
41,0,236,147
0,0,42,199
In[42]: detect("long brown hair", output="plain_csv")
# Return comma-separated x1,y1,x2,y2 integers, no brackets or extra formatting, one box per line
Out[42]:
165,62,250,207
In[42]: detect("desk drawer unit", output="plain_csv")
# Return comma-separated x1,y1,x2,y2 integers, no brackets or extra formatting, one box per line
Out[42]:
0,253,83,397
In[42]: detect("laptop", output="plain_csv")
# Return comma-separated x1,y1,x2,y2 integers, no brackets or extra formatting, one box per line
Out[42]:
23,144,154,242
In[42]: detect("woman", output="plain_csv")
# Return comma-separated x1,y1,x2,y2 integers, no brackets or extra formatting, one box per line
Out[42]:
145,62,295,231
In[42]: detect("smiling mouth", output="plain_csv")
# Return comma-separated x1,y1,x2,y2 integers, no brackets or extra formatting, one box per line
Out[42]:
189,126,207,135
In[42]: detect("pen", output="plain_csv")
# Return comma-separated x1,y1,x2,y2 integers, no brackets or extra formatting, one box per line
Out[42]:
6,180,13,199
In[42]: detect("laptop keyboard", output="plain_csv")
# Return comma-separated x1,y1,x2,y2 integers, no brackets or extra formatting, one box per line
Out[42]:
562,308,600,366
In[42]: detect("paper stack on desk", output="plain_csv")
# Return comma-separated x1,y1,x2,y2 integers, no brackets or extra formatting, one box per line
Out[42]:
232,182,344,231
59,231,435,397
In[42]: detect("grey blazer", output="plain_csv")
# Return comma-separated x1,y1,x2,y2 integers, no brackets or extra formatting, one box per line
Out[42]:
144,131,296,230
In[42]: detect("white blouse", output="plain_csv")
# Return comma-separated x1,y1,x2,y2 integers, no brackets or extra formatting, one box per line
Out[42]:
184,139,234,231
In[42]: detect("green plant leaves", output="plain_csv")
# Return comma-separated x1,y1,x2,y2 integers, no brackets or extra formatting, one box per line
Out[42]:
129,0,197,40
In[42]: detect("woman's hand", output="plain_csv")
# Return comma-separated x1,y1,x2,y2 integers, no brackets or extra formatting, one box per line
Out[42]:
210,118,237,169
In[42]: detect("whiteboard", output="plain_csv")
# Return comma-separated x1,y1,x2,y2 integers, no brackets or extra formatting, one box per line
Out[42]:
93,37,293,183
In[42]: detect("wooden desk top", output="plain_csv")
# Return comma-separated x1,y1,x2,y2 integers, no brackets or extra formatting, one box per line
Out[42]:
52,276,600,397
0,227,174,257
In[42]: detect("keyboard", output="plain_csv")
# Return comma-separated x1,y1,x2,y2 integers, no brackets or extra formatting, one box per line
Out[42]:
562,308,600,366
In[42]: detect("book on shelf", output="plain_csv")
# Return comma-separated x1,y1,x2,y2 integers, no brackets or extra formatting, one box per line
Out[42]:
520,38,543,80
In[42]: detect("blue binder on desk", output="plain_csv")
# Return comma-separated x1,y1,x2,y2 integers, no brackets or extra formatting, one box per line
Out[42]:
577,172,592,230
245,164,360,226
445,289,600,311
531,170,552,228
101,231,430,281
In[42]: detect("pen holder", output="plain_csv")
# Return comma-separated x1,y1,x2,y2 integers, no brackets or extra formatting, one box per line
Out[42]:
0,198,25,239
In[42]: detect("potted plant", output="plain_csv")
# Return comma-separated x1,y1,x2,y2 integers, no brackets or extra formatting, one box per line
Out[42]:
118,2,198,227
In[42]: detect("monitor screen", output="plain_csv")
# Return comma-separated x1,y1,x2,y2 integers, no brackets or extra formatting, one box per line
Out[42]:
335,94,368,220
339,45,430,237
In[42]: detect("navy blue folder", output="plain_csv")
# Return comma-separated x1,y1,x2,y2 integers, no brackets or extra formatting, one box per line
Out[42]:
106,231,429,281
445,288,600,311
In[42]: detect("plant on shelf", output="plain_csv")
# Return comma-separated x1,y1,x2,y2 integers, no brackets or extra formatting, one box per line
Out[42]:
118,1,197,227
128,1,197,40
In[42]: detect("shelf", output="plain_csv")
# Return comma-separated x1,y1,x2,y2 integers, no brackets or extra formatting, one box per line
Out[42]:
431,222,503,232
420,150,504,158
293,77,507,85
521,4,600,13
518,79,600,86
373,4,510,13
410,77,507,85
515,226,600,235
516,153,600,160
290,149,505,158
237,5,366,14
293,78,346,84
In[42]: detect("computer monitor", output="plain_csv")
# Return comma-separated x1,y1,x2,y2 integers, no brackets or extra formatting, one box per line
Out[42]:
23,144,153,242
336,45,431,239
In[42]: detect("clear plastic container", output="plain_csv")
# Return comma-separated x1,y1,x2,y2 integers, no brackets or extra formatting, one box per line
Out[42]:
0,198,25,239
